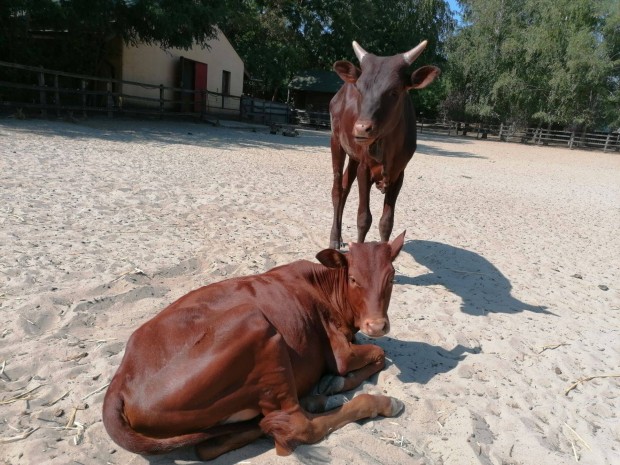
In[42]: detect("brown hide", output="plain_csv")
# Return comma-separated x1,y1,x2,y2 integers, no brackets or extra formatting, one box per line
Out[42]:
102,233,406,460
329,41,440,249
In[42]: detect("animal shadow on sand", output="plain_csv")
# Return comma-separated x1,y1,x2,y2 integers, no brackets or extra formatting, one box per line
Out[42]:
360,240,551,386
363,335,480,385
400,240,551,316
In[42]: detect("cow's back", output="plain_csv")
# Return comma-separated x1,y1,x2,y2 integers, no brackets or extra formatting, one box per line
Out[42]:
116,260,332,403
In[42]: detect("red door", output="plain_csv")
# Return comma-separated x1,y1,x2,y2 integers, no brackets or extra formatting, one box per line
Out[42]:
194,62,208,113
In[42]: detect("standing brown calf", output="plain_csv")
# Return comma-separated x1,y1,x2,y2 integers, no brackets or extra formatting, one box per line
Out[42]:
103,232,406,460
329,40,440,248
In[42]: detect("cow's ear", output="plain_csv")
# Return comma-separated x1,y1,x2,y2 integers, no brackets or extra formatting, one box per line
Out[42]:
389,230,406,260
408,66,441,90
333,60,361,83
316,249,348,269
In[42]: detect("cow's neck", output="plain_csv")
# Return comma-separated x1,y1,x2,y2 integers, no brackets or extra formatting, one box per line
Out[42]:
368,139,384,163
310,265,358,334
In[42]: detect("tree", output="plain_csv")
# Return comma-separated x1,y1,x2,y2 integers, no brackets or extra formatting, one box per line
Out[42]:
0,0,227,75
444,0,619,130
222,0,454,112
219,0,304,101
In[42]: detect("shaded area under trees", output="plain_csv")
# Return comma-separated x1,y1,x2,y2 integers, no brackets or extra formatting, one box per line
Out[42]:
1,0,617,131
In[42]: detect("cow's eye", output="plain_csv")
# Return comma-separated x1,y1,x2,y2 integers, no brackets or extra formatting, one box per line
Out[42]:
349,276,358,286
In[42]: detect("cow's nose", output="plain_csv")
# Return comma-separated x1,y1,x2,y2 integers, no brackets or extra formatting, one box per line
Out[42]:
354,120,374,138
362,318,390,337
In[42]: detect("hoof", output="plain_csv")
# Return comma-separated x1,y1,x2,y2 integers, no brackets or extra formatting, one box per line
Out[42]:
387,397,405,417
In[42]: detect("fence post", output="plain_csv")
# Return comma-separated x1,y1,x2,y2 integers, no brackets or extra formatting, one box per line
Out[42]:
419,117,423,133
38,67,47,118
579,128,586,148
106,80,113,118
603,132,612,152
499,123,504,141
569,131,575,149
53,74,60,117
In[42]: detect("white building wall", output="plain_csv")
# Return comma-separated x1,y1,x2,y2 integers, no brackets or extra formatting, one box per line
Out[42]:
120,28,244,109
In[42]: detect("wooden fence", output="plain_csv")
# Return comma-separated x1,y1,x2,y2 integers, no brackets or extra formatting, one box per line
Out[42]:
0,60,287,125
2,61,617,151
418,120,620,152
290,110,618,152
240,97,291,125
294,109,331,128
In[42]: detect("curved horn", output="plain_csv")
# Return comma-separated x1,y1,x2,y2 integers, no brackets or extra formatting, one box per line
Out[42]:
352,41,368,63
403,40,428,65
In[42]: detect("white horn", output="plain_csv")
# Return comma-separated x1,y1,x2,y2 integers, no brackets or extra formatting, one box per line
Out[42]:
352,41,368,63
403,40,428,65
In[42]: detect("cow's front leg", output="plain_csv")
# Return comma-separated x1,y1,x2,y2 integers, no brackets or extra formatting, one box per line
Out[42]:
379,171,404,242
260,332,399,456
329,137,347,249
262,393,404,455
356,163,373,242
316,342,385,395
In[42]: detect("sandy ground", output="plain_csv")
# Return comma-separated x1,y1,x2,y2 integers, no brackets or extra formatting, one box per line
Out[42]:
0,117,618,465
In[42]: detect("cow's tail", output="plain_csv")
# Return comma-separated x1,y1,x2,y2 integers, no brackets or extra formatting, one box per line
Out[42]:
102,381,214,455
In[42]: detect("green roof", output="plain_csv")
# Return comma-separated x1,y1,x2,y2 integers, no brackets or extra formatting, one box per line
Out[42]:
288,70,343,93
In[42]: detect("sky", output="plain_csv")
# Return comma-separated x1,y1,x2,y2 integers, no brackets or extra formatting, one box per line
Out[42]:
446,0,464,23
446,0,461,11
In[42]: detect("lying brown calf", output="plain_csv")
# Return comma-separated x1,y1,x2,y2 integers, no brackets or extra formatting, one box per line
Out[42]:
102,232,406,460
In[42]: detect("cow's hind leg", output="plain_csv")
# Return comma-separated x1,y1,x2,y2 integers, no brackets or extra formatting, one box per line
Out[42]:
195,422,263,460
